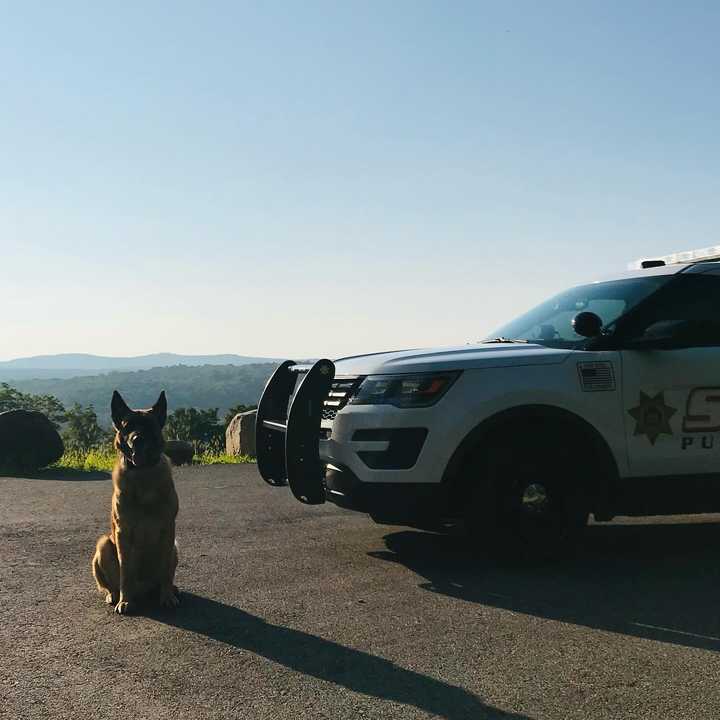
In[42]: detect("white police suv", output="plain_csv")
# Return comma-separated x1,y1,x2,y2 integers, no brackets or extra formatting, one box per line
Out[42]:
256,246,720,556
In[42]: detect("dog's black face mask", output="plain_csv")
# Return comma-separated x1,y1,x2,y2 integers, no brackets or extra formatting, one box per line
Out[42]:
111,391,167,468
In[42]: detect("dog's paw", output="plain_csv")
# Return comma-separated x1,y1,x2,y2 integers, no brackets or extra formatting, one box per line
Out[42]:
114,599,136,615
104,593,119,606
159,588,180,609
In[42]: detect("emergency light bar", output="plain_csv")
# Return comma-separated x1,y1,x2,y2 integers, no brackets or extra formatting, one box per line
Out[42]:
629,245,720,270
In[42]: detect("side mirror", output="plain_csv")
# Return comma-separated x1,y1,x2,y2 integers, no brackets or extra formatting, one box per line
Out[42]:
572,312,603,338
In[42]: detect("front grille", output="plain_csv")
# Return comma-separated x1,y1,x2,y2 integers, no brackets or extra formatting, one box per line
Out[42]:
322,376,362,421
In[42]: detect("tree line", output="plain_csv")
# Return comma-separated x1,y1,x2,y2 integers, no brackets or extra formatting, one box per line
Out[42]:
0,383,254,453
9,362,275,427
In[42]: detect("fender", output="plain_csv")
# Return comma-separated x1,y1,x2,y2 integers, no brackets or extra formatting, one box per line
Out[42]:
442,404,620,518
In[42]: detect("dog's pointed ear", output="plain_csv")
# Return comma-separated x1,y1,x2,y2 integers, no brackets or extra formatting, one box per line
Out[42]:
111,390,131,431
152,391,167,428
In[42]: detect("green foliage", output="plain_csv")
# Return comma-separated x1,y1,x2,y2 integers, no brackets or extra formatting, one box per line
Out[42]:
53,447,255,472
192,451,254,465
0,383,25,412
10,363,277,427
0,382,66,428
1,370,265,468
165,407,225,451
30,394,67,428
56,446,117,472
62,404,110,452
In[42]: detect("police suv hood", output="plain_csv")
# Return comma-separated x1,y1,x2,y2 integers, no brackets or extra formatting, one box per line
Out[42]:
333,343,571,376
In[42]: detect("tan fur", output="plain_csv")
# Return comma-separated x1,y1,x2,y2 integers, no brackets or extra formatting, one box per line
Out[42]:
92,392,179,615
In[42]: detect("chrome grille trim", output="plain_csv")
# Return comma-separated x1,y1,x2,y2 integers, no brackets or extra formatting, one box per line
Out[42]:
321,376,362,420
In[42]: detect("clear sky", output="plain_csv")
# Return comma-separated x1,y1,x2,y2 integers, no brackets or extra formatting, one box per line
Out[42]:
2,1,719,361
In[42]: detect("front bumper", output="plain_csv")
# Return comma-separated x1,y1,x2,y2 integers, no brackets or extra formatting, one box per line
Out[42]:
256,358,453,516
324,464,448,520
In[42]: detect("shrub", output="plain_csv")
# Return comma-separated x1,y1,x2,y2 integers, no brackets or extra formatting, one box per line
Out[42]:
62,404,110,452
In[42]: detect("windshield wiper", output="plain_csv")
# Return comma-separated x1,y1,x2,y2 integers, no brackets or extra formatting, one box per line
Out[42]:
483,337,530,344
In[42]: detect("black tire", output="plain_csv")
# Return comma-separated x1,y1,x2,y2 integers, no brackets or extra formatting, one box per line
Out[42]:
463,436,590,562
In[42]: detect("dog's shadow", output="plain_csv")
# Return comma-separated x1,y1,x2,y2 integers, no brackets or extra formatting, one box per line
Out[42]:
152,592,531,720
3,467,111,481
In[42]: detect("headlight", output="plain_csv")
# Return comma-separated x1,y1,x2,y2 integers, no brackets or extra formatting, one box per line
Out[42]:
350,371,461,408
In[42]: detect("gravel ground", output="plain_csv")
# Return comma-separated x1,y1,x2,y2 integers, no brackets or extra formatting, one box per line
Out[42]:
2,464,720,719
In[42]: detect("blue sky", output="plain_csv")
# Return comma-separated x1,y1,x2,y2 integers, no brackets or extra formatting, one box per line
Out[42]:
2,1,719,360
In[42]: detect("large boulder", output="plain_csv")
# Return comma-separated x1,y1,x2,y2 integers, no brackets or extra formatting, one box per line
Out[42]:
226,410,256,457
0,410,64,472
164,439,195,466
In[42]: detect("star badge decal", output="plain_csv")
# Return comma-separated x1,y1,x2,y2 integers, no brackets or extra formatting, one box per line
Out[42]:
628,391,677,445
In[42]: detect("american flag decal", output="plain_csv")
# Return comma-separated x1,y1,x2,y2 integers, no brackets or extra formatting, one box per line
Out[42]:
577,362,616,392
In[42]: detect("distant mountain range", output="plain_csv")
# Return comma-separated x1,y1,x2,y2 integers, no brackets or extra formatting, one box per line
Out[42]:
0,353,279,381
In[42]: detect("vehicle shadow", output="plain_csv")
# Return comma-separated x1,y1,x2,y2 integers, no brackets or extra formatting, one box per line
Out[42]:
155,592,532,720
368,520,720,652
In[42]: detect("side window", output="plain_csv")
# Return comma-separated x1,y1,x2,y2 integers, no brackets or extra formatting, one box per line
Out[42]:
633,276,720,347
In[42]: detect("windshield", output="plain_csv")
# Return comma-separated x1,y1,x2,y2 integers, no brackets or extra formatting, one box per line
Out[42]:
487,276,674,349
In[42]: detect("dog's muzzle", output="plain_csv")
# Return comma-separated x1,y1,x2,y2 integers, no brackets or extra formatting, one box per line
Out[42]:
120,434,157,467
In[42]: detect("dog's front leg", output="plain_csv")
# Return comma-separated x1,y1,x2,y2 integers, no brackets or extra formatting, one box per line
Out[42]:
115,529,138,615
158,526,180,609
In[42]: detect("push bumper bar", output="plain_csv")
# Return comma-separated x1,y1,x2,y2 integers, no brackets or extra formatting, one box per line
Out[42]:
255,359,335,504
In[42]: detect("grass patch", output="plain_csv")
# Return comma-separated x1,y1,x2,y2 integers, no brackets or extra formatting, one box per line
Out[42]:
54,447,255,472
193,451,255,465
55,447,116,472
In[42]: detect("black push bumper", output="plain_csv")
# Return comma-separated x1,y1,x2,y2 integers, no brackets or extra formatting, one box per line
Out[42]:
255,359,335,505
256,358,448,520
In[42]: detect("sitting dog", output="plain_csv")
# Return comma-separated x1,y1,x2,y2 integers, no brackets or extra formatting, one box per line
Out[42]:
92,390,179,615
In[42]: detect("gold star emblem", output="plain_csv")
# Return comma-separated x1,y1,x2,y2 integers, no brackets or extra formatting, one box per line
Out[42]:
628,391,677,446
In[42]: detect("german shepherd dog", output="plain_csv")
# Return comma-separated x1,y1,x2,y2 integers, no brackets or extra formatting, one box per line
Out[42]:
92,391,179,615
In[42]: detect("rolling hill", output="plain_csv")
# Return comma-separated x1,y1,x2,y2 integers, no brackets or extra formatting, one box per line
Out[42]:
10,363,278,427
0,353,279,382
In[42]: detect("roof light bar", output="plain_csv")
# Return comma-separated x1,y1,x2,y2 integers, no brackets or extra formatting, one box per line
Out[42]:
629,245,720,270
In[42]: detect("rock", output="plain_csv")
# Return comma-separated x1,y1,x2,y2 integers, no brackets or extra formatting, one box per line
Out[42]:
226,410,256,457
0,410,64,472
163,439,195,466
